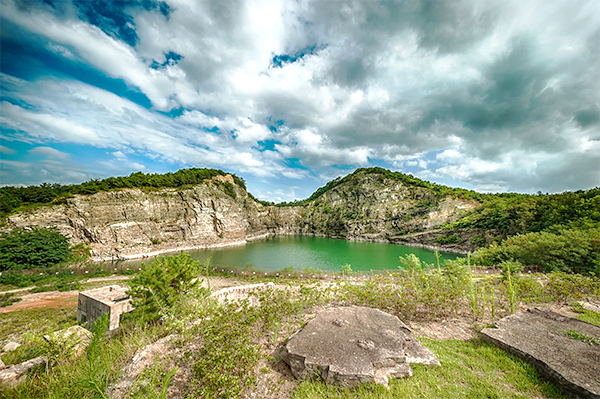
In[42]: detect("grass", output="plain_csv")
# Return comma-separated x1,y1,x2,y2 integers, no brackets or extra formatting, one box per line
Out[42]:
2,254,598,398
576,310,600,326
0,307,78,340
1,315,169,399
0,292,23,307
570,302,600,326
561,330,600,345
293,338,567,398
0,307,78,366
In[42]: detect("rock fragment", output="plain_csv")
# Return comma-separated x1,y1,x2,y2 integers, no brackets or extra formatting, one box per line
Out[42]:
481,308,600,399
281,306,439,388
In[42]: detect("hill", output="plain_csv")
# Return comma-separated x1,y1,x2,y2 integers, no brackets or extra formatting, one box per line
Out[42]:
2,167,598,273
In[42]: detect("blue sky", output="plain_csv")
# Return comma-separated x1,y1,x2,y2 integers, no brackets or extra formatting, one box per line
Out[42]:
1,0,599,202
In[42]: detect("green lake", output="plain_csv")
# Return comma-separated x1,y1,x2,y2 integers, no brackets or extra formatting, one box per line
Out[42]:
127,236,460,272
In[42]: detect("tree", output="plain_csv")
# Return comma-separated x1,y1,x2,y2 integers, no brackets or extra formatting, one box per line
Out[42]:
0,227,70,271
127,252,203,322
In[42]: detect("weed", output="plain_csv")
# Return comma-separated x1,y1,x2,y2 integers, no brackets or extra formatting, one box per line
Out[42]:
0,292,22,307
76,314,111,399
561,329,600,345
340,263,353,275
128,356,179,399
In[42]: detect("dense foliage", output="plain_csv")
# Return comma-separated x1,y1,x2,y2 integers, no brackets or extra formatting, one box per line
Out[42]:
0,168,246,218
476,227,600,275
452,188,600,236
0,227,70,271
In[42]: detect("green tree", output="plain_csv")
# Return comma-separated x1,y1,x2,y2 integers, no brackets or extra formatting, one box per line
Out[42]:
475,227,600,275
0,227,70,271
127,252,203,322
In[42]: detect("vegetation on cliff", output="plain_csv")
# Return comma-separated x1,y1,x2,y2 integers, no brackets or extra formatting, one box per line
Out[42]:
1,166,599,274
0,168,246,218
0,227,70,271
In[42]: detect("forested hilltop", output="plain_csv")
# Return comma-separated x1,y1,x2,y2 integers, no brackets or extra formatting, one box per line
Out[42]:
0,168,247,218
1,167,598,274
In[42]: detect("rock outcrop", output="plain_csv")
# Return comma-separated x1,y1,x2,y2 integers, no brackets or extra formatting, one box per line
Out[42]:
481,308,600,398
281,306,440,388
5,171,478,260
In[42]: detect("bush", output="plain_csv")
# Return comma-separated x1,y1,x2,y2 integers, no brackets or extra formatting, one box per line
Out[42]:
127,252,203,323
436,233,461,245
0,227,70,271
475,227,600,275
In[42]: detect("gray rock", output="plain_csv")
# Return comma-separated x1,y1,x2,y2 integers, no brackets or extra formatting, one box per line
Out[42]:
481,308,600,399
0,356,46,389
2,342,20,352
280,306,440,388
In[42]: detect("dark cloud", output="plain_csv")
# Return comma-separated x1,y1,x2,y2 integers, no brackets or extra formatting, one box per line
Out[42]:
574,108,600,128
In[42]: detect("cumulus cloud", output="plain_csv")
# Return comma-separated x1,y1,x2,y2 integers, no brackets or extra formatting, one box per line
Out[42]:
0,0,598,199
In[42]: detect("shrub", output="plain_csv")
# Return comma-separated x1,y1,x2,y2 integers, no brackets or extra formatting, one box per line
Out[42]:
475,227,600,275
0,227,70,271
127,252,203,323
436,233,461,245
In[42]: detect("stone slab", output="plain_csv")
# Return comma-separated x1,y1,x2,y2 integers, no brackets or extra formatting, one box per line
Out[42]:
281,306,439,388
0,356,46,389
481,308,600,399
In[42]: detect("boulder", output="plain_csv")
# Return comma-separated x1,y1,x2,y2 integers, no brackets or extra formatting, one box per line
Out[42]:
50,325,92,357
280,306,440,388
108,334,183,399
481,308,600,399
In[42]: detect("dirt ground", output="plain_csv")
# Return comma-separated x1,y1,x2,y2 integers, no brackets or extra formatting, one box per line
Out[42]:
0,276,264,314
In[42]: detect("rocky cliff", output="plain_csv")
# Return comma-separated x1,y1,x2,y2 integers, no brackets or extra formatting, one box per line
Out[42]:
5,171,480,261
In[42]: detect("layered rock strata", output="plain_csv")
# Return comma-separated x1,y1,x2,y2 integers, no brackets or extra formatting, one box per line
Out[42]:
5,172,478,261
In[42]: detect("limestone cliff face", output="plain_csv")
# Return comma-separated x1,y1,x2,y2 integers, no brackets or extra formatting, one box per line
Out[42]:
5,172,479,260
6,175,298,261
295,171,478,243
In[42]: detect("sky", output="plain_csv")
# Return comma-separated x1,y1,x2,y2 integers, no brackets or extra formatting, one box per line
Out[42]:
1,0,599,202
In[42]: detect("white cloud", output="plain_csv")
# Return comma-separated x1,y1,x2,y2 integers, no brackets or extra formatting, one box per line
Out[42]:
1,0,599,195
1,101,101,144
0,145,16,155
29,146,70,160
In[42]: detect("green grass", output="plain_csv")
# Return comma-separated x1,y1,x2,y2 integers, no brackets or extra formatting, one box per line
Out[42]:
0,307,78,366
574,309,600,326
293,338,567,399
561,330,600,345
2,323,168,399
0,292,23,307
0,307,78,340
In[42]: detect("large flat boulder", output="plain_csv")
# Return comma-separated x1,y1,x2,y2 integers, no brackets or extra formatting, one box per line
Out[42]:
481,308,600,399
280,306,439,388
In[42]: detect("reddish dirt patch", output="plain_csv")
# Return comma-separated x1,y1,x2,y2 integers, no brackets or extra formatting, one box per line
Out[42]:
0,291,79,313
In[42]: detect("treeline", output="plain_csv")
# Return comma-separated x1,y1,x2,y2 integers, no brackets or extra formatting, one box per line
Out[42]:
462,189,600,275
0,168,246,218
452,188,600,236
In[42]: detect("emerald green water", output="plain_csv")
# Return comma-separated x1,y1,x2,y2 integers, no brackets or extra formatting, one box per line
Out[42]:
180,235,458,272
